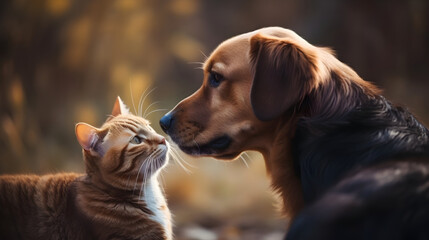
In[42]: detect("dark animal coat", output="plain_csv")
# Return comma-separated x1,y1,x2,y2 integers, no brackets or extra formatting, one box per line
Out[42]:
287,95,429,240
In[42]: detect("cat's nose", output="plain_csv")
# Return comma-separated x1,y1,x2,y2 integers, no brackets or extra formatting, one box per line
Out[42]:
159,113,173,133
159,137,166,145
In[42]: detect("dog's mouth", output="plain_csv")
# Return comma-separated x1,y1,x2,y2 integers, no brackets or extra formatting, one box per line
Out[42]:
177,135,233,157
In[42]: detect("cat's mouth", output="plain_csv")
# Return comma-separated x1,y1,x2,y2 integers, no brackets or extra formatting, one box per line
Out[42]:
177,135,232,157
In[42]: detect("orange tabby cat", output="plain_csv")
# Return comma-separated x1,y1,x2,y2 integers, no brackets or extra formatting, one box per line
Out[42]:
0,97,172,240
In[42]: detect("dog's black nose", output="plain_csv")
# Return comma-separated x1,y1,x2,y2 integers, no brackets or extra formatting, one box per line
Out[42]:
159,113,173,133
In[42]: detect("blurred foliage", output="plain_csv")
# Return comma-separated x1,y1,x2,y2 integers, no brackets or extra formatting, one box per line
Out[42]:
0,0,428,239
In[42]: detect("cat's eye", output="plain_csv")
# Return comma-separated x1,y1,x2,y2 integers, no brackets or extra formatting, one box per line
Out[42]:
130,136,142,144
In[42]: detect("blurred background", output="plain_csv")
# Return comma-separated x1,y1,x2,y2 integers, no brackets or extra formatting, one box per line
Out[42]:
0,0,428,239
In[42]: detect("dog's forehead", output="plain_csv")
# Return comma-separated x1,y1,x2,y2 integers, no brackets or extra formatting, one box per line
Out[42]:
204,27,302,71
205,36,250,69
227,27,300,44
257,27,300,39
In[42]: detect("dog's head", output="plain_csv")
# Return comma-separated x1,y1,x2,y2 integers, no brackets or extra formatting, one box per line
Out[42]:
160,27,325,159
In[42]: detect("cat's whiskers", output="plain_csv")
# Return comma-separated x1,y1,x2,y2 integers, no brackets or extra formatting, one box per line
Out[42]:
166,141,194,171
138,87,157,117
140,155,157,200
169,145,195,168
168,145,194,174
140,157,153,198
138,148,166,199
134,157,153,192
144,108,168,119
158,164,167,197
143,101,160,118
137,87,150,117
132,151,157,194
125,174,132,191
129,81,138,115
157,169,167,196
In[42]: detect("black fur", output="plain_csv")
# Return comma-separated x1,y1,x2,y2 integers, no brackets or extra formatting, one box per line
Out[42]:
287,159,429,240
287,96,429,239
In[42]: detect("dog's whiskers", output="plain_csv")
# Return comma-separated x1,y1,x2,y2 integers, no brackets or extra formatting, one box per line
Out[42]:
239,153,250,168
243,152,252,162
199,50,208,61
188,61,205,70
192,134,201,154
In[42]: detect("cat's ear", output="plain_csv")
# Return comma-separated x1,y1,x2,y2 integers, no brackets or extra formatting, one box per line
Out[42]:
111,96,130,116
75,123,100,151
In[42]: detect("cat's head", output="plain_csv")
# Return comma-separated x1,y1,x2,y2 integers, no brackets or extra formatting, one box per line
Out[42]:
75,96,168,190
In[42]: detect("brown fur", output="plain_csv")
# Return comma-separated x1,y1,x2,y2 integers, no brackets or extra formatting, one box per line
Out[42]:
0,97,171,240
162,27,380,220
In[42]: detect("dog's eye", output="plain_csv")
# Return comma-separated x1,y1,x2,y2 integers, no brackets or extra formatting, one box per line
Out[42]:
209,71,224,88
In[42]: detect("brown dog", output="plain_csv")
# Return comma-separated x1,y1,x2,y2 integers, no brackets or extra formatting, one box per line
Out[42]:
159,27,378,218
159,26,429,229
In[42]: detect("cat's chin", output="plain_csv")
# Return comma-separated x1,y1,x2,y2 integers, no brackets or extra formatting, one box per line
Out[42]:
158,155,168,168
156,149,169,169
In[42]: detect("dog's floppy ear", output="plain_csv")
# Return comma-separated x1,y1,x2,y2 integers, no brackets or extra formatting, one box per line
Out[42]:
250,34,317,121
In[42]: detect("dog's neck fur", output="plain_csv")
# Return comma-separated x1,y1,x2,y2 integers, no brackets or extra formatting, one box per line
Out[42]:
261,116,304,220
260,63,382,219
263,61,429,220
